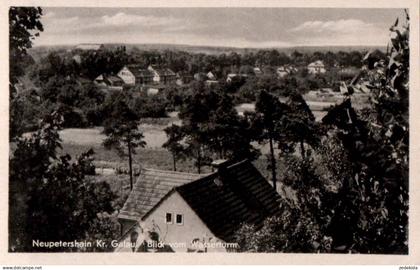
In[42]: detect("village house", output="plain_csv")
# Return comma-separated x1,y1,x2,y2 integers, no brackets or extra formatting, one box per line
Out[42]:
205,80,219,87
253,67,263,76
176,72,194,86
206,71,217,80
276,65,298,78
115,160,280,253
193,72,207,82
117,65,154,86
226,73,248,83
117,65,177,86
94,74,124,90
307,60,326,74
338,67,360,81
148,65,177,84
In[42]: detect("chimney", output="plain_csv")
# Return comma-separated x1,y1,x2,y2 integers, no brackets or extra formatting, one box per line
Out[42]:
211,159,228,172
211,159,229,187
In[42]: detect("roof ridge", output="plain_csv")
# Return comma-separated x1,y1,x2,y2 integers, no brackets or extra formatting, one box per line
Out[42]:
141,167,205,176
174,159,249,190
225,159,248,169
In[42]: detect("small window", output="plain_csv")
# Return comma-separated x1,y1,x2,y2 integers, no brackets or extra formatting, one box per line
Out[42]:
176,214,183,225
165,213,172,224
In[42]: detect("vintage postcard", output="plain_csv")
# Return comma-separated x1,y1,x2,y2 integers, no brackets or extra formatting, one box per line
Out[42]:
0,0,419,266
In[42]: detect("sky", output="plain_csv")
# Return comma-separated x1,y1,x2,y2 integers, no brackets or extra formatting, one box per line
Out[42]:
33,7,405,48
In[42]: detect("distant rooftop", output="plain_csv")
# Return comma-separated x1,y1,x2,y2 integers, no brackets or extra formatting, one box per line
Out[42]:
75,43,104,51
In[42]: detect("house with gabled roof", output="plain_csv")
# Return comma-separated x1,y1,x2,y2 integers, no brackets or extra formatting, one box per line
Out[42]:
148,65,177,84
117,65,154,86
115,160,280,252
277,65,298,78
253,67,263,76
94,74,124,90
206,71,217,80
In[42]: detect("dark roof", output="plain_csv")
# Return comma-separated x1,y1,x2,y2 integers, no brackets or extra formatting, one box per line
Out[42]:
126,65,154,79
118,168,203,220
106,75,124,84
153,68,176,77
176,160,281,242
119,160,280,243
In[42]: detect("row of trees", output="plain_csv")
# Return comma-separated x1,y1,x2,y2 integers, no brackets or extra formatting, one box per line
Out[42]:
128,47,372,76
162,80,319,192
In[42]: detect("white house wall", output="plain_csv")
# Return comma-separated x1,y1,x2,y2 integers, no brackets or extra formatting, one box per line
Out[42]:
142,191,227,252
118,67,135,85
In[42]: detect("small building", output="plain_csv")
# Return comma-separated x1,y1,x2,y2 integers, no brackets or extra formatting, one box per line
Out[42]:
338,67,359,81
117,65,154,86
276,65,298,78
307,60,326,74
148,65,176,84
205,80,219,87
72,54,82,64
226,73,238,83
94,74,124,90
253,67,263,76
226,73,248,83
193,72,208,82
206,71,217,80
74,43,104,51
176,72,194,86
116,160,280,253
277,67,289,78
145,84,166,96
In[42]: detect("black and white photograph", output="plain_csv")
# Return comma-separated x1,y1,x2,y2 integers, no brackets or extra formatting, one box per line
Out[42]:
4,0,418,263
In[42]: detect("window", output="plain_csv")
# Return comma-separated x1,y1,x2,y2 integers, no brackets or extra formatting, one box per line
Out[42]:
165,213,172,224
176,214,183,225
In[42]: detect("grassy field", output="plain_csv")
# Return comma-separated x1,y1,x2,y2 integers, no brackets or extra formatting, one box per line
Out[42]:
59,113,182,150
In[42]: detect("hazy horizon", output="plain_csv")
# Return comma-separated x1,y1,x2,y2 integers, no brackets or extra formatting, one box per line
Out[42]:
33,7,405,48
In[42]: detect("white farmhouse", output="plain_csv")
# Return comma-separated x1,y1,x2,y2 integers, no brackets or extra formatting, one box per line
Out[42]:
116,160,280,253
307,60,326,74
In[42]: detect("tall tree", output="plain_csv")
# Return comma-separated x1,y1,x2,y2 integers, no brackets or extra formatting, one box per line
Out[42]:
103,100,146,190
163,124,186,171
208,93,259,161
253,90,287,190
283,93,320,159
178,83,217,173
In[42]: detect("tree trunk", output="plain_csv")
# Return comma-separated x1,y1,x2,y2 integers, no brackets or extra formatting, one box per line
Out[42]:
197,148,201,174
172,154,177,171
300,140,305,159
269,136,277,190
128,142,133,191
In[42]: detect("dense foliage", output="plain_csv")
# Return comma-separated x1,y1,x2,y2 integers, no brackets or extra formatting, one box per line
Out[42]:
9,7,44,139
234,12,409,254
9,113,116,252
